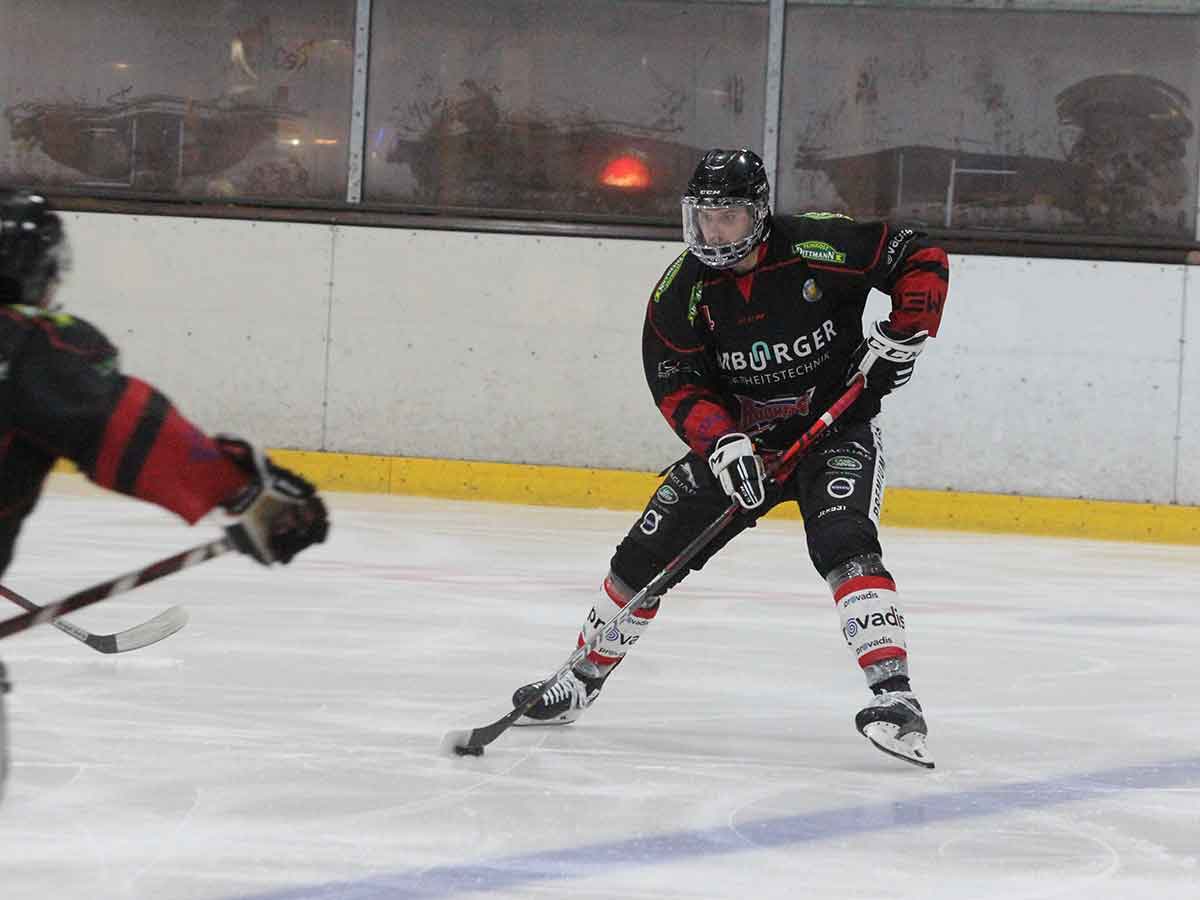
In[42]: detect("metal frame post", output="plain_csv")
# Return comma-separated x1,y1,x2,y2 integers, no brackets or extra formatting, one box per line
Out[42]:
762,0,786,195
346,0,372,204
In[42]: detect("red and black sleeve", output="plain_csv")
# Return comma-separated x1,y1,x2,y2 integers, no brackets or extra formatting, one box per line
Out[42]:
871,226,949,337
12,314,248,524
642,268,736,455
87,376,248,523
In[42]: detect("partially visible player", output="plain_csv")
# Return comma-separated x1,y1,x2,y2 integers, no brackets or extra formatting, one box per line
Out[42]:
510,149,948,768
0,188,330,799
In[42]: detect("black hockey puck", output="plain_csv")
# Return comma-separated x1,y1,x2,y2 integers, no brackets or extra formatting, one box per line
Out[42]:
454,745,484,757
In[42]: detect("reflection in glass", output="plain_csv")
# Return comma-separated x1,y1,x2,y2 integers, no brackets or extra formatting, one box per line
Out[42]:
0,2,354,201
779,6,1199,239
1058,75,1192,231
364,1,767,221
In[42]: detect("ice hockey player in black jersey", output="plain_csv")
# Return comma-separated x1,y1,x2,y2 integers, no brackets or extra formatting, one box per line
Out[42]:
0,188,330,798
512,149,948,768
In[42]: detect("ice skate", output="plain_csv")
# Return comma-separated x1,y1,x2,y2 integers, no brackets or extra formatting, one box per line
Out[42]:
512,667,606,726
855,690,934,769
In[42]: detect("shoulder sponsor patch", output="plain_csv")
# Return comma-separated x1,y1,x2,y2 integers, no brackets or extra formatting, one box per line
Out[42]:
792,241,847,264
885,228,919,272
687,281,704,324
12,304,75,327
653,251,689,303
799,212,854,221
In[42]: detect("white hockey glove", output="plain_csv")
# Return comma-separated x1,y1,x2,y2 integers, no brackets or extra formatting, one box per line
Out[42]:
217,437,330,565
848,319,928,397
708,433,766,510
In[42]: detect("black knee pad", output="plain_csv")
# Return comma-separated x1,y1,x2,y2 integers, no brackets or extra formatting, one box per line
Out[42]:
806,512,882,579
611,534,697,597
610,536,668,594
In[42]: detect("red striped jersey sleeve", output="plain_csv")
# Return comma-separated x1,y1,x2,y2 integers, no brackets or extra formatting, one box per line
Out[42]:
657,384,737,456
8,311,249,524
889,245,949,337
642,258,737,455
88,376,249,523
867,226,949,337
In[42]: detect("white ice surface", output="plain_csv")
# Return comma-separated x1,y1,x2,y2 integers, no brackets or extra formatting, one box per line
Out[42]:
0,477,1198,900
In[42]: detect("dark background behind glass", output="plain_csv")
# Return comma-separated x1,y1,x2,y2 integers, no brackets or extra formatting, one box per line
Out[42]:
0,0,354,200
1,1,1196,246
779,5,1200,239
364,0,766,221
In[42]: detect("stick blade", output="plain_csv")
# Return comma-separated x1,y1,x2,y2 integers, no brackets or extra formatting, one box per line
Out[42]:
100,606,190,654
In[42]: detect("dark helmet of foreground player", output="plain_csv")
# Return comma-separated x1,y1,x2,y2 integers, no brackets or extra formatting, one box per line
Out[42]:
682,148,771,269
0,189,69,308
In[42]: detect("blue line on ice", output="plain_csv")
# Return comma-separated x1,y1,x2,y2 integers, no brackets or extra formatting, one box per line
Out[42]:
231,756,1200,900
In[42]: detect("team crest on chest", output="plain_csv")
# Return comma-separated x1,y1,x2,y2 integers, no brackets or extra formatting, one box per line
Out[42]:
735,389,816,434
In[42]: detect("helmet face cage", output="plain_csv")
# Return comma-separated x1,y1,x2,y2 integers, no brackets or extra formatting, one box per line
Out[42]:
681,196,769,269
681,148,771,269
26,222,69,309
0,192,68,307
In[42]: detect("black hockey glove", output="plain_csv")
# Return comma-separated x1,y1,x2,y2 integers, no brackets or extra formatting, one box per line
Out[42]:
848,319,928,397
708,433,766,510
217,437,330,565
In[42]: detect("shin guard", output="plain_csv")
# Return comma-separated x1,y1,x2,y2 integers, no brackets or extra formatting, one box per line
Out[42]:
576,573,658,677
827,554,909,688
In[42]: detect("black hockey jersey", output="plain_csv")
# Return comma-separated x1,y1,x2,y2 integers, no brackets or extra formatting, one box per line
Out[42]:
643,214,948,456
0,305,247,578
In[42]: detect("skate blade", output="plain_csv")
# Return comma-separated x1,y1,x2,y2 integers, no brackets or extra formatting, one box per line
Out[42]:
512,714,579,727
861,722,935,769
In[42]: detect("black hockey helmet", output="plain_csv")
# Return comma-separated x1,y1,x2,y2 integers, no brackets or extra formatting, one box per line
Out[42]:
0,189,69,307
681,148,771,268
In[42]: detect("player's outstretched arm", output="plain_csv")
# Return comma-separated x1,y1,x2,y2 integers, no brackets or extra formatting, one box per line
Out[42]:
12,321,329,566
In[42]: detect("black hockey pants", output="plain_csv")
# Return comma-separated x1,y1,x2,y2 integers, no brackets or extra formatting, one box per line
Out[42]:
610,420,887,593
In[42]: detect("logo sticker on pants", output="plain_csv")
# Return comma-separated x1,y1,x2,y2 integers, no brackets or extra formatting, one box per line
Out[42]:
640,510,662,535
827,476,856,499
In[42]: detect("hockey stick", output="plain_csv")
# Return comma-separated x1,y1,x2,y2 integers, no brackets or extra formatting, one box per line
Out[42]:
443,375,866,757
0,536,232,643
0,584,189,654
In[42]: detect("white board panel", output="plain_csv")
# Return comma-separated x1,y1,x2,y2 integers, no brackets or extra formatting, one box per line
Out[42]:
1175,266,1200,505
56,212,333,449
325,226,687,470
874,256,1184,503
43,212,1195,505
